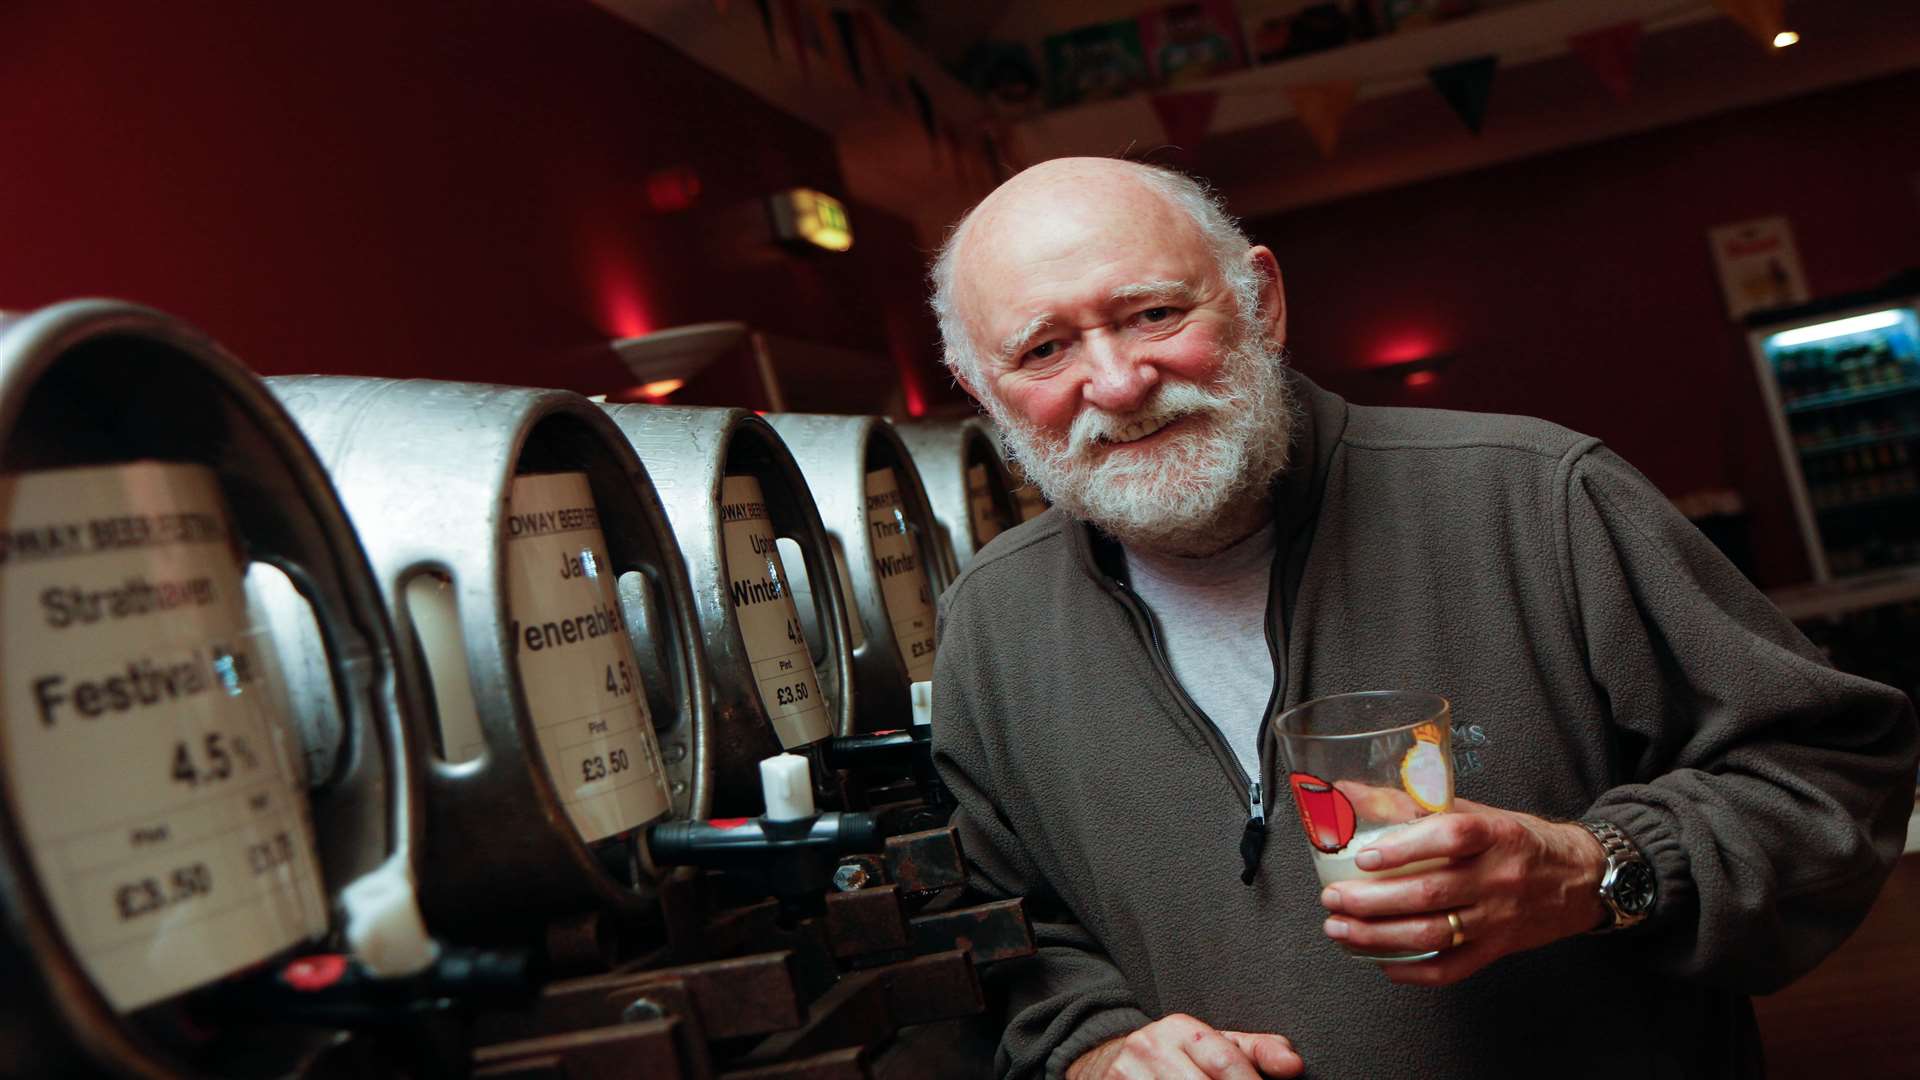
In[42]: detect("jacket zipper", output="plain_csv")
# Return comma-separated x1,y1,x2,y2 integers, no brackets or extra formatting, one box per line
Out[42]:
1109,573,1286,884
1248,565,1287,884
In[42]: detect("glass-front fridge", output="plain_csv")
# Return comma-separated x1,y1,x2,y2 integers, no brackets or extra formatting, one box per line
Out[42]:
1748,292,1920,581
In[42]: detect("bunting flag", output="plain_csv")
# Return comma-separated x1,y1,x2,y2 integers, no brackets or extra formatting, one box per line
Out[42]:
906,75,937,144
1428,55,1498,135
1285,81,1357,158
855,10,900,102
1569,22,1641,102
1149,92,1220,154
752,0,776,56
831,9,864,88
807,0,847,84
777,0,809,79
1711,0,1785,47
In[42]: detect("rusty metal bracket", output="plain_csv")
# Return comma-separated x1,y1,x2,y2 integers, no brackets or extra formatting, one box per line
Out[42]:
825,886,910,965
881,828,964,899
873,950,983,1027
476,951,804,1046
908,899,1035,965
720,1045,870,1080
734,969,894,1066
472,1017,712,1080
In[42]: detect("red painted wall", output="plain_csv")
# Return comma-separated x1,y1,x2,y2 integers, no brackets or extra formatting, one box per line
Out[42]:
0,1,944,401
8,4,1915,584
1254,69,1920,587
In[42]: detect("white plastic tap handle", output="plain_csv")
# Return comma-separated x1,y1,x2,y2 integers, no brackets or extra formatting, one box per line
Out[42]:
341,861,439,978
760,753,816,822
910,681,933,729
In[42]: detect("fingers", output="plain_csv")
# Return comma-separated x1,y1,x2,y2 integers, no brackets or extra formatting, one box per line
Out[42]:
1353,810,1498,871
1330,779,1423,822
1323,907,1465,956
1220,1032,1305,1078
1108,1015,1264,1080
1321,865,1475,918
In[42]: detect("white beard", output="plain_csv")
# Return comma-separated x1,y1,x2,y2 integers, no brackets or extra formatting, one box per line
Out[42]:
986,324,1296,553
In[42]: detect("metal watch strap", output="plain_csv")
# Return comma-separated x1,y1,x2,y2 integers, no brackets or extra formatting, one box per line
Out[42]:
1578,819,1648,932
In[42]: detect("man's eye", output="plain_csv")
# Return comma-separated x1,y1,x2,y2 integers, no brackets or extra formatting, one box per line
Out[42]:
1027,341,1060,361
1139,307,1174,323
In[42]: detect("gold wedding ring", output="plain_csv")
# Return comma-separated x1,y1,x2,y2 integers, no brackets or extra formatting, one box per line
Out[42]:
1447,911,1467,949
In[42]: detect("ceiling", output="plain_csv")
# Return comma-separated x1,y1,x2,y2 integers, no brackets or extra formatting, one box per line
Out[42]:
605,0,1920,236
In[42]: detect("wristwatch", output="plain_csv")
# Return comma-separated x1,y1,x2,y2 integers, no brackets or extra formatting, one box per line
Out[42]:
1577,819,1655,932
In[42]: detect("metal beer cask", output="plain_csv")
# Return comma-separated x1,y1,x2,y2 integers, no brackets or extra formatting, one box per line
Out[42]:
764,414,950,733
266,376,713,941
601,405,858,817
894,418,1021,576
0,300,421,1077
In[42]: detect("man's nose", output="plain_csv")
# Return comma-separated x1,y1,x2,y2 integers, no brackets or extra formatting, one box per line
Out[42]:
1080,334,1158,415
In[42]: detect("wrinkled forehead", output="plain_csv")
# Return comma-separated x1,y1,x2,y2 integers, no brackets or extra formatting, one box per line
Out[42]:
953,183,1216,344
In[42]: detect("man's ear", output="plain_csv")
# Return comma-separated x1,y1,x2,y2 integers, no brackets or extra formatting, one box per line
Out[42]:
948,357,981,402
1247,245,1286,346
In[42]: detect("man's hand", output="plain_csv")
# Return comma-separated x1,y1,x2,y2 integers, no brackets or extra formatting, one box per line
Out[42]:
1318,798,1609,986
1066,1014,1303,1079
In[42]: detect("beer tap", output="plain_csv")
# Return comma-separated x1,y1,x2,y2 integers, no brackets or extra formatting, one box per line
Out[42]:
644,754,882,913
820,682,951,828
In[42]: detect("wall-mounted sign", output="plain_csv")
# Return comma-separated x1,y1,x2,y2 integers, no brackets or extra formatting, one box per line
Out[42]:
1708,216,1810,321
770,189,853,253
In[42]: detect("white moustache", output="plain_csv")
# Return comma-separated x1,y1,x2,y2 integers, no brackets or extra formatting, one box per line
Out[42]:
1066,381,1234,458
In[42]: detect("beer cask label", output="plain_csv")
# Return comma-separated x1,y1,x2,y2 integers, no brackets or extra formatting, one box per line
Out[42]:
506,473,670,843
965,463,1005,546
0,462,328,1011
719,476,830,747
863,468,936,681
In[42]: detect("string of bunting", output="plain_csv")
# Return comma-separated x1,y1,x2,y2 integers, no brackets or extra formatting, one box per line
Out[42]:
700,0,1786,180
1145,0,1784,159
711,0,999,186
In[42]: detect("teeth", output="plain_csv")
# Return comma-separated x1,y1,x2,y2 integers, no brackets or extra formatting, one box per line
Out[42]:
1104,415,1176,445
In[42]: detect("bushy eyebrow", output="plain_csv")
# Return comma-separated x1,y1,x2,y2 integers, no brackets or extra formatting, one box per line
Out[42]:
1110,279,1195,306
999,313,1054,364
995,280,1194,364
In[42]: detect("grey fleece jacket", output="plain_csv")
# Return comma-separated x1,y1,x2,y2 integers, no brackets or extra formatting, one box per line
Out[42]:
930,372,1918,1080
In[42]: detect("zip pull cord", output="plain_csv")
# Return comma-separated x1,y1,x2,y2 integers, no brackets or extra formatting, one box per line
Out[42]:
1240,781,1268,885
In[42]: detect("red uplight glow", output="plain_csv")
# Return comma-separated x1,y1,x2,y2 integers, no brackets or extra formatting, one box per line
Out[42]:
644,166,703,213
1403,370,1438,388
1375,335,1438,365
592,256,654,339
602,291,651,340
885,311,930,417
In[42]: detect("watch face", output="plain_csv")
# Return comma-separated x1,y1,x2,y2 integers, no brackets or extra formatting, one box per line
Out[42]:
1614,862,1657,915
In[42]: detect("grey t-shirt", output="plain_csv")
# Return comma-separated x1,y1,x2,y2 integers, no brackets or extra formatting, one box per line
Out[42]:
1122,524,1277,781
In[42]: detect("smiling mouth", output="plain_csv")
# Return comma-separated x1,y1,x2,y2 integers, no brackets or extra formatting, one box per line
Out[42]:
1097,413,1184,446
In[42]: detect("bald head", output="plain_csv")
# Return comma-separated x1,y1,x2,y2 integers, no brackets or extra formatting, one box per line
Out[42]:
955,158,1194,266
929,159,1262,395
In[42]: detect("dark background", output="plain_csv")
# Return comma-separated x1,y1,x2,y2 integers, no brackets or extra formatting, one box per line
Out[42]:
4,3,1918,586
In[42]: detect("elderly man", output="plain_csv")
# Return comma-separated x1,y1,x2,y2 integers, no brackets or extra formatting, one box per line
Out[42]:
925,156,1917,1080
